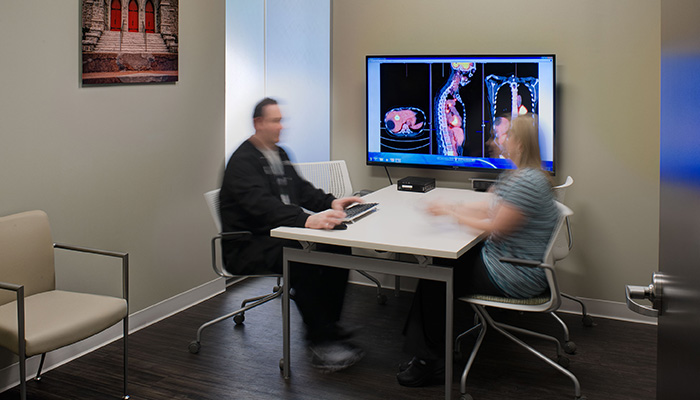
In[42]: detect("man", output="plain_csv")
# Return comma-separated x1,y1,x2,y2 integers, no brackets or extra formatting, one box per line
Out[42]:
219,97,364,372
486,116,511,159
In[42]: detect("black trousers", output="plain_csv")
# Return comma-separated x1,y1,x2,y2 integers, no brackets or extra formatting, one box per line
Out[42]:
402,242,504,361
225,237,350,344
284,242,350,344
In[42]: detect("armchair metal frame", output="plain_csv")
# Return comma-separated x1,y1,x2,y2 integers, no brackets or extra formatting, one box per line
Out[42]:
188,190,282,354
455,202,586,400
0,243,129,400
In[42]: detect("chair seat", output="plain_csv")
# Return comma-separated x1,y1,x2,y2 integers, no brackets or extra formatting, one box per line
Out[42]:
459,292,555,312
467,293,550,305
0,290,127,356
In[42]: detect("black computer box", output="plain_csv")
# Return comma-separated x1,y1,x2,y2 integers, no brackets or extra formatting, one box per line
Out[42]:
397,176,436,193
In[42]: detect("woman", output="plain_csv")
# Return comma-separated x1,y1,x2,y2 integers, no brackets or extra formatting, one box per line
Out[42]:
397,114,559,387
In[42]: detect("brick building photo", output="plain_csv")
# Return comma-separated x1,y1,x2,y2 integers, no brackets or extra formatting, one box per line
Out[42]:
81,0,178,84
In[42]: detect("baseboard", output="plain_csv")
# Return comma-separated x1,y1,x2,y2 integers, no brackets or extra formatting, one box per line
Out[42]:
0,277,226,393
349,274,658,326
558,295,657,325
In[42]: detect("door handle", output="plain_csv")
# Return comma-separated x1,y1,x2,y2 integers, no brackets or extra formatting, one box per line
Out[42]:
625,272,664,318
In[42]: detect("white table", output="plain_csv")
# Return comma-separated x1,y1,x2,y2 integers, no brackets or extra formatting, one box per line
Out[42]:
271,185,491,400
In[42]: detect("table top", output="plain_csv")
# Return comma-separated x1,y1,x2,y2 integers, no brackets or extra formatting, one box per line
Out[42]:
271,185,491,259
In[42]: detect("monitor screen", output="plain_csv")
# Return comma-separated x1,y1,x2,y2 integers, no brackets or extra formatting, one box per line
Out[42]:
366,54,556,173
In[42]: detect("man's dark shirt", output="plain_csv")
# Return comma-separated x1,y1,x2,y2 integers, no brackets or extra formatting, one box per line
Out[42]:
219,139,335,275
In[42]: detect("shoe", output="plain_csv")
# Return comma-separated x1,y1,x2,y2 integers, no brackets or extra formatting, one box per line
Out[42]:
329,323,358,341
398,357,417,372
396,358,444,387
306,323,359,343
309,341,365,373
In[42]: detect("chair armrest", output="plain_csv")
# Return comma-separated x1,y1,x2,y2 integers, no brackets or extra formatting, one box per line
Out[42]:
53,243,129,304
499,257,554,272
498,257,561,303
220,231,252,241
211,231,252,278
0,282,23,292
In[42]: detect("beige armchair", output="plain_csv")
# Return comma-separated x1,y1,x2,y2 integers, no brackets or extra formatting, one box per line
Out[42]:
0,210,129,400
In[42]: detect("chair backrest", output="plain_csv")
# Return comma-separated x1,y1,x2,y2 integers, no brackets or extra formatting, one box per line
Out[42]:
538,201,574,311
552,175,574,202
204,189,223,233
545,202,574,266
552,176,574,261
293,160,354,198
0,210,56,305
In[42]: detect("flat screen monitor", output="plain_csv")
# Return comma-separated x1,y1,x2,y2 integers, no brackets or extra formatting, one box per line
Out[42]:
366,54,556,174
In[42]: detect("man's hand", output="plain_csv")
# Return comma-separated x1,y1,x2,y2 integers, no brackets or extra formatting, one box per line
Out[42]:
331,196,364,211
305,209,347,230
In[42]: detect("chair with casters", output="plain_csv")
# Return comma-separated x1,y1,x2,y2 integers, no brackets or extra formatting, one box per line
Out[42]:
188,189,283,354
455,202,587,400
0,210,129,400
293,160,388,305
552,176,593,330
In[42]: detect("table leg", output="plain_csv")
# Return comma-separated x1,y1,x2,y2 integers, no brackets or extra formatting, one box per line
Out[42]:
283,250,291,379
445,275,453,400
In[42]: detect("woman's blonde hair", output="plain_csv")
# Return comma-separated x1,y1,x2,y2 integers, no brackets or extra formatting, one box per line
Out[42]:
508,114,553,183
508,114,540,169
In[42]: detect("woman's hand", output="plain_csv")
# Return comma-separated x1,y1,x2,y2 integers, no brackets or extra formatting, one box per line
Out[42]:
426,200,453,216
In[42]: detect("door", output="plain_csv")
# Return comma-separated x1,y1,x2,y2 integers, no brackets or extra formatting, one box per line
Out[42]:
657,0,700,397
626,0,700,399
145,0,155,33
110,0,121,31
128,0,138,32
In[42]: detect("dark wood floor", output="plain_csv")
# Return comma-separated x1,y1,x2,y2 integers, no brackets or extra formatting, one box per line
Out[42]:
0,278,657,399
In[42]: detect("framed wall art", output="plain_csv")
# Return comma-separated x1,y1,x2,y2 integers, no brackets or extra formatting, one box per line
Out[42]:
81,0,179,85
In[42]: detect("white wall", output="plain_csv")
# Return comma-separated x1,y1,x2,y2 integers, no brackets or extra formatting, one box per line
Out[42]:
225,0,330,163
332,0,661,303
0,0,225,363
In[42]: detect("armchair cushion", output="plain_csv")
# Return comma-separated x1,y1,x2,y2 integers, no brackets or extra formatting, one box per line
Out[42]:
0,290,127,356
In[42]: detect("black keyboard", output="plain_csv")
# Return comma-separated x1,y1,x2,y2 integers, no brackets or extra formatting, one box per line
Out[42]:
343,202,378,222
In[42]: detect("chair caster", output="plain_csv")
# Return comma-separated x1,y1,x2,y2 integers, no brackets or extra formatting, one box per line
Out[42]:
122,395,131,400
279,358,285,371
582,315,594,327
273,285,281,292
557,355,570,369
188,340,201,354
575,396,587,400
233,313,245,325
564,340,577,354
377,293,388,305
460,394,474,400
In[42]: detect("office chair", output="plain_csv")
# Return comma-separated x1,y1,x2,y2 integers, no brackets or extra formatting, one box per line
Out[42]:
455,202,586,400
0,210,129,400
552,176,593,330
293,160,388,304
188,189,283,354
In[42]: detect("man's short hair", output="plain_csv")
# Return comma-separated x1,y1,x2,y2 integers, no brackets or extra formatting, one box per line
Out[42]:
253,97,278,120
494,116,509,127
